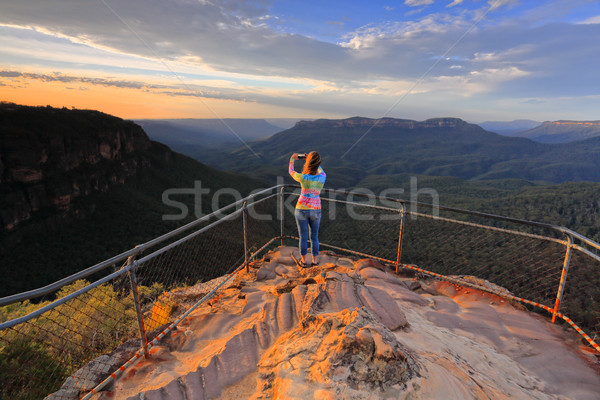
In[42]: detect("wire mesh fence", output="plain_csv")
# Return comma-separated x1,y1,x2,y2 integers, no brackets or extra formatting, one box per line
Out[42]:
246,195,281,257
562,246,600,347
282,189,599,351
1,185,599,400
0,190,281,400
0,268,140,400
133,213,246,343
399,205,600,351
401,209,568,309
282,190,403,261
136,195,280,343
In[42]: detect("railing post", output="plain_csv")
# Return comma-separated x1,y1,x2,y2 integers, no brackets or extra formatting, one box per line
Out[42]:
242,201,249,273
552,234,573,323
279,186,285,246
395,204,405,274
127,253,149,358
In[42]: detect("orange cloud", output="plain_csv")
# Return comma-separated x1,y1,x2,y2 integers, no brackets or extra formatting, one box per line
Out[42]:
0,74,301,119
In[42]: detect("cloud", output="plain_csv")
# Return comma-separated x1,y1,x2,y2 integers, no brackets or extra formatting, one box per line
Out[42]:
0,68,364,116
0,1,359,81
520,98,546,105
446,0,464,7
404,0,435,6
0,69,259,102
579,15,600,24
488,0,520,11
325,20,345,29
0,71,21,78
1,0,600,111
0,70,146,89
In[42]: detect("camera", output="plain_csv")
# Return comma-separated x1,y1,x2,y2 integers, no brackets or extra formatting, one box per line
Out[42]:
298,153,307,159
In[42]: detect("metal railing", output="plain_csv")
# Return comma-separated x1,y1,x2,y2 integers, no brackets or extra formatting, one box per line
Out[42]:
1,184,599,400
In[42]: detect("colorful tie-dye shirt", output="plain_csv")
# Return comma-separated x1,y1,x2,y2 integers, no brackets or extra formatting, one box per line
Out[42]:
289,156,326,210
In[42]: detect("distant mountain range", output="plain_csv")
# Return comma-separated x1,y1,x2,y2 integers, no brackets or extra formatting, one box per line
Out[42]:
136,118,287,158
265,118,305,130
478,120,541,136
478,119,600,143
196,116,600,186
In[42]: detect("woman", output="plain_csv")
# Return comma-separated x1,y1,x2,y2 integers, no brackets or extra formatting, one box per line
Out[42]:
289,151,326,266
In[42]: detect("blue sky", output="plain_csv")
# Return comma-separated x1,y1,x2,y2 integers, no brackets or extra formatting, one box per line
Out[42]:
0,0,599,121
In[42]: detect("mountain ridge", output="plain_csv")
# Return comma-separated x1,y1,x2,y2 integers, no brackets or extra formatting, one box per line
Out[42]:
194,115,600,186
519,120,600,143
293,116,468,130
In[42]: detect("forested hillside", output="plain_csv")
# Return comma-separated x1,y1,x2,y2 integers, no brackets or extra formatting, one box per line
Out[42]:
0,105,264,297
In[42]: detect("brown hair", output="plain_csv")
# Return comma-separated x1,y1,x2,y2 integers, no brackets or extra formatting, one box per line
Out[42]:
302,151,321,175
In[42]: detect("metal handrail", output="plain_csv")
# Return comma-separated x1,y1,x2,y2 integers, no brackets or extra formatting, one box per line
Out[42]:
0,193,280,329
408,210,568,246
3,186,599,326
135,193,279,269
5,184,597,310
288,185,600,253
0,185,283,307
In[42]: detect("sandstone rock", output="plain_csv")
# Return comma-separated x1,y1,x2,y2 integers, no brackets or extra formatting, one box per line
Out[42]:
358,266,389,281
256,265,276,281
335,257,354,268
255,307,417,398
366,280,429,307
0,104,168,231
66,246,600,400
356,285,409,330
403,279,421,291
45,338,142,399
354,258,385,272
324,270,354,283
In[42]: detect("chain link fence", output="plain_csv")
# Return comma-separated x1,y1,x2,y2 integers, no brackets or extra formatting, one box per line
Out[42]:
0,188,280,400
1,185,599,399
401,209,567,308
398,206,600,349
0,272,136,400
562,246,600,345
282,189,403,261
284,188,599,351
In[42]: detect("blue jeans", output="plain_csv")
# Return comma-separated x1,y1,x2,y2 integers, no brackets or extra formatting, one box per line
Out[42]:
295,209,321,256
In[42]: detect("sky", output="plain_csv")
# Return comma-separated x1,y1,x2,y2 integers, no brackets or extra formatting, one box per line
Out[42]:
1,0,599,122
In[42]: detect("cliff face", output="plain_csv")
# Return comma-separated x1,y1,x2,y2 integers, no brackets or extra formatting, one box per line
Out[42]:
521,120,600,143
0,104,171,231
293,116,468,130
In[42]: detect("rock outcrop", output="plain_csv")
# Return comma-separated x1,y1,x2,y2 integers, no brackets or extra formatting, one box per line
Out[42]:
0,103,172,231
70,246,600,400
254,307,416,399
